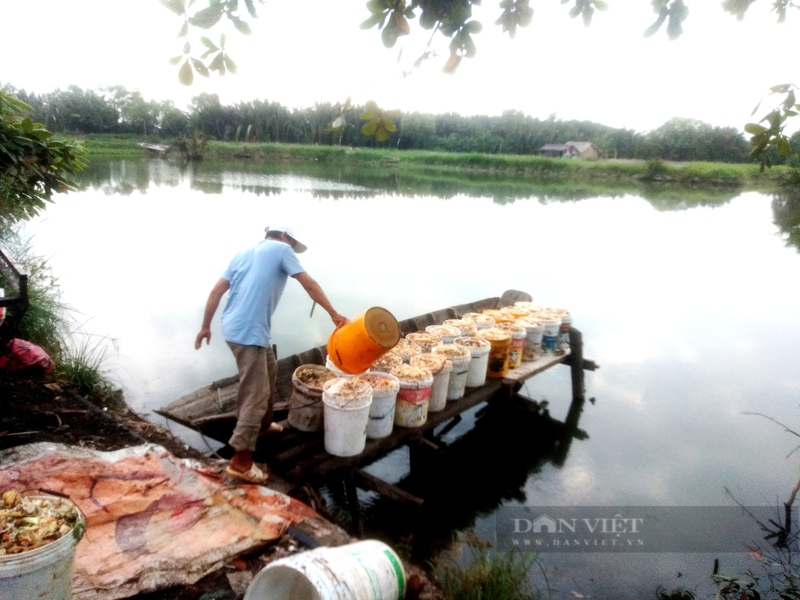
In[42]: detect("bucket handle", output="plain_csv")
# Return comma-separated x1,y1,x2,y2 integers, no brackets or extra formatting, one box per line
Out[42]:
369,406,395,420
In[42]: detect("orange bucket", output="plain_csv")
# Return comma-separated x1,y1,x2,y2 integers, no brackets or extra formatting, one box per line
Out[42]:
327,307,400,374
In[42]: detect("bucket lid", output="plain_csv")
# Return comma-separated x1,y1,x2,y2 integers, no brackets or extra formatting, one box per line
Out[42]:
364,307,401,349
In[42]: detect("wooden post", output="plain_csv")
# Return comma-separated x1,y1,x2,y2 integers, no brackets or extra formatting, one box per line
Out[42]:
344,470,364,537
569,327,585,404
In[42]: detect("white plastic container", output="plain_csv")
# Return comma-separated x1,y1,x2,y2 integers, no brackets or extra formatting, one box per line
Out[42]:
455,337,491,387
443,319,478,338
391,367,434,428
0,497,85,600
362,372,400,439
558,313,573,349
369,352,403,373
425,325,460,344
542,318,561,355
244,539,406,600
322,378,372,456
432,344,472,401
517,320,544,362
410,354,452,413
405,332,442,354
326,356,360,378
289,365,335,432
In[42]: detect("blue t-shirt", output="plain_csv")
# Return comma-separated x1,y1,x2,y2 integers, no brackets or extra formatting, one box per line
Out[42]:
221,240,305,347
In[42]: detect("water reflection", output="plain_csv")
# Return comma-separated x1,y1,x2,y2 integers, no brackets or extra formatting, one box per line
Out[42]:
334,395,589,563
77,157,741,207
772,185,800,252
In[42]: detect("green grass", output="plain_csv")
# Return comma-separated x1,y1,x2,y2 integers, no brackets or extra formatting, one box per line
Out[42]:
80,135,791,190
435,534,545,600
1,228,117,403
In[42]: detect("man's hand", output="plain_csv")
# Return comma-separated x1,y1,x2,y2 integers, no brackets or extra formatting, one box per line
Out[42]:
331,313,349,328
195,328,212,349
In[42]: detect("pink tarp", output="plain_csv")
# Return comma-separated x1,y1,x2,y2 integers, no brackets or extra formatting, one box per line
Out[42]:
0,443,317,599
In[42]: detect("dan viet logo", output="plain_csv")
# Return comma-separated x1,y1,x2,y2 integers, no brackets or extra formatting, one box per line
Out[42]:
515,513,645,535
509,513,645,550
497,506,791,553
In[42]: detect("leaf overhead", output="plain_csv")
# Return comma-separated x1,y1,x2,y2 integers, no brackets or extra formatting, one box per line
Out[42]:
178,59,194,85
160,0,185,16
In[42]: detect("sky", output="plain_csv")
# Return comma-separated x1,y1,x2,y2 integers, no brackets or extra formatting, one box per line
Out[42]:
0,0,797,132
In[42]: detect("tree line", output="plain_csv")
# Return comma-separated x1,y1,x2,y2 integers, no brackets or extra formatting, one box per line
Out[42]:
8,83,797,164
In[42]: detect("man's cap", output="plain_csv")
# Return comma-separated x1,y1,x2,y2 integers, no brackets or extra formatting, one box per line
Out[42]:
266,225,307,253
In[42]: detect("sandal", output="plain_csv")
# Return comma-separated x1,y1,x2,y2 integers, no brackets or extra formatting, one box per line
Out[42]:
225,462,269,484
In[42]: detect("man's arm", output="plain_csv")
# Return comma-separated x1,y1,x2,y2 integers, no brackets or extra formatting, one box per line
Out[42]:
195,278,230,349
292,272,348,328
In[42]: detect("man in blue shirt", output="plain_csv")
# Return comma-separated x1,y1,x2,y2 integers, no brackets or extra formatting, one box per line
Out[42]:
195,225,347,483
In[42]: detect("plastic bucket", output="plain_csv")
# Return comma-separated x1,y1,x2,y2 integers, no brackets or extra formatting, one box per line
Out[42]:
444,354,470,400
521,324,544,362
0,496,85,600
455,337,491,387
393,375,433,428
370,353,402,373
558,314,573,349
443,319,478,338
244,539,405,600
508,329,526,369
461,313,495,329
322,379,372,457
476,329,512,378
542,318,561,355
327,307,400,375
425,325,460,344
362,372,400,440
405,332,442,354
289,366,335,432
326,356,361,378
428,362,451,412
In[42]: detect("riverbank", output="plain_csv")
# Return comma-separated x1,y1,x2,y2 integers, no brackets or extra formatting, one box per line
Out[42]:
0,371,442,600
77,134,792,189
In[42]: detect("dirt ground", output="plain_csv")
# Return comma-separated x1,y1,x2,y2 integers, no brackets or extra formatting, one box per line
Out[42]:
0,370,442,600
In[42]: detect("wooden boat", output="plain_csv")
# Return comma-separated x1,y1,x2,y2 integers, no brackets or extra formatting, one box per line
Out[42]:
154,290,534,444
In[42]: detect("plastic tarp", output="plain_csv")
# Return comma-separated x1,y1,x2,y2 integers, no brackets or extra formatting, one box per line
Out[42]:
0,443,318,599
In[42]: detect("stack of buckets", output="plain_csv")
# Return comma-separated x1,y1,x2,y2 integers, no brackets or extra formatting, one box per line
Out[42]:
323,307,400,456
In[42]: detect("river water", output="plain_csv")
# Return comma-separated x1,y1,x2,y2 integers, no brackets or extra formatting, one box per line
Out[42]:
21,158,800,598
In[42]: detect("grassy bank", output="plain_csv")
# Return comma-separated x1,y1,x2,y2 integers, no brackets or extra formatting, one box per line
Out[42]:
78,134,792,189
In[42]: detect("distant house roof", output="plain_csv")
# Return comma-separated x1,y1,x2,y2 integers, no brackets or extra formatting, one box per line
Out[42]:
565,141,596,153
539,141,603,156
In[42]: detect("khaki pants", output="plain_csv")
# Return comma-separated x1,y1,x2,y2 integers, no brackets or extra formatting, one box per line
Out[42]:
226,342,277,452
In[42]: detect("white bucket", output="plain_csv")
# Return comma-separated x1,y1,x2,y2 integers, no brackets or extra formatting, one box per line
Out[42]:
326,356,359,378
542,318,561,355
445,354,470,400
244,539,406,600
522,324,544,362
394,375,433,427
289,366,334,432
363,372,400,439
425,325,459,344
369,353,402,373
455,337,491,387
427,362,452,412
405,332,441,354
322,379,372,457
0,497,85,600
558,314,573,349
